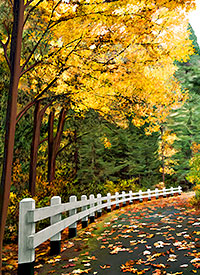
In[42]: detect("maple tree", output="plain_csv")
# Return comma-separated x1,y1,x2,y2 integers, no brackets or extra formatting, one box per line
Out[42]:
0,0,196,272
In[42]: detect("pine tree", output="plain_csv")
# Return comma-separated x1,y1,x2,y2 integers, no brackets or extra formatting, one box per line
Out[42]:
74,111,160,191
164,24,200,188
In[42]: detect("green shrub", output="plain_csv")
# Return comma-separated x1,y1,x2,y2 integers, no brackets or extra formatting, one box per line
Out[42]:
104,178,139,194
190,185,200,209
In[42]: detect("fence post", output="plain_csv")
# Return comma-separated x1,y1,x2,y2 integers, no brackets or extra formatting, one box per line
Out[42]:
69,195,77,238
81,195,88,228
89,194,95,223
147,189,151,201
50,196,61,255
122,191,126,206
155,188,159,199
178,186,182,195
139,190,143,202
97,194,102,217
115,192,119,209
170,187,174,196
129,190,133,204
107,193,111,212
163,187,167,198
18,198,35,275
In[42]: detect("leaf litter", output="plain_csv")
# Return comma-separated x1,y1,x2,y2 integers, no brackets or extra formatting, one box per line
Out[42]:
30,193,200,274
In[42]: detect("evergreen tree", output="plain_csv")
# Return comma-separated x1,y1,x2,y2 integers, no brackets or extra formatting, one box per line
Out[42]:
167,92,200,188
165,25,200,188
74,111,160,190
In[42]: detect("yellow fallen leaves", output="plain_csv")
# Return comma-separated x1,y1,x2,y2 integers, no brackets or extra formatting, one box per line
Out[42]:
193,231,200,235
121,261,149,274
69,257,79,262
167,254,177,262
35,264,43,269
72,268,91,274
47,256,62,264
100,264,111,269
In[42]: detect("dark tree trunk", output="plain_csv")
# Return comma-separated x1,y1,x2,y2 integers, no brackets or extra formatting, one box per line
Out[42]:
73,129,79,177
0,1,24,272
160,125,165,185
48,108,66,182
48,110,55,182
29,101,51,196
29,101,41,196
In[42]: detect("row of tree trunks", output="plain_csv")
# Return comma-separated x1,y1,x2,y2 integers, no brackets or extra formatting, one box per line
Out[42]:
0,1,24,273
48,108,66,182
29,105,66,196
29,101,52,196
0,1,67,271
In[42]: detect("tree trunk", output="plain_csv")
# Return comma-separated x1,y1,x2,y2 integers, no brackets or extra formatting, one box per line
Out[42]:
0,1,24,273
29,101,51,196
48,110,55,182
160,125,165,185
48,108,66,182
29,101,41,196
73,129,79,177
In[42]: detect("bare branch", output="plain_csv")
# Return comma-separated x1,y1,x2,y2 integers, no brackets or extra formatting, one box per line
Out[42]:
24,0,44,25
20,39,66,77
104,44,131,66
20,60,41,77
16,89,71,124
39,137,48,145
3,22,11,42
17,36,82,122
57,140,71,156
16,101,36,123
22,0,62,71
21,27,50,72
19,38,82,116
24,0,36,9
0,40,11,70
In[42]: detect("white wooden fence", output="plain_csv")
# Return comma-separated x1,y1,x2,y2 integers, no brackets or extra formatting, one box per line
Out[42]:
18,186,182,274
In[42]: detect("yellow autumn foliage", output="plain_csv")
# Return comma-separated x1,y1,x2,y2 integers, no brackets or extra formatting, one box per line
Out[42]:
15,0,196,130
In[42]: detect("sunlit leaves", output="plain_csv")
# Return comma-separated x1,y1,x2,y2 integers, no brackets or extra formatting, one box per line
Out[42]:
9,0,196,132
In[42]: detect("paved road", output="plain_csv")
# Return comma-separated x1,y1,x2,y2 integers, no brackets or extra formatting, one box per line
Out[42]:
38,193,200,275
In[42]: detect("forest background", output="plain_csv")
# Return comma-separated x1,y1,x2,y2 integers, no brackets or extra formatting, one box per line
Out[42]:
0,0,200,271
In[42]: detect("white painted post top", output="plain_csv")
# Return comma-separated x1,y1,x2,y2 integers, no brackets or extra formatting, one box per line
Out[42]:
18,198,35,264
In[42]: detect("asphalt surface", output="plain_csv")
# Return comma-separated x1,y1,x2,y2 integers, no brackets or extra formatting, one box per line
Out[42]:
37,193,200,275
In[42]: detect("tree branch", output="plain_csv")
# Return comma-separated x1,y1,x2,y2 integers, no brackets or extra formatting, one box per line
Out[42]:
21,27,50,72
0,40,11,70
16,76,61,123
20,60,41,77
24,0,36,9
54,108,66,153
22,0,62,71
20,40,66,77
16,91,71,124
56,140,71,156
17,37,82,122
24,0,44,25
16,101,36,123
39,137,48,145
3,22,11,44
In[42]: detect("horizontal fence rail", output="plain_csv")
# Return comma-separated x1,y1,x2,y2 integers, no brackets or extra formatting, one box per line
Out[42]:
18,186,182,274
